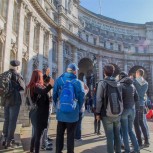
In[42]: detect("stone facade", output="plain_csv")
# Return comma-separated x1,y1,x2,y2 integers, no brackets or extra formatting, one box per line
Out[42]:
0,0,153,125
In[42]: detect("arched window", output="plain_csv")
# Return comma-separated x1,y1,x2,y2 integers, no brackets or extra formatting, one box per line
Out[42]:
12,1,19,34
0,0,8,20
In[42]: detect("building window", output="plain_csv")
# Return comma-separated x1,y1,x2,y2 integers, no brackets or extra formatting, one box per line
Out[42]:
135,47,138,53
86,35,89,42
69,24,73,32
12,1,19,34
53,0,58,9
144,46,148,53
78,31,81,38
43,33,49,58
33,26,40,52
52,41,57,63
65,44,70,55
93,38,97,45
0,0,8,20
118,44,121,51
53,14,58,23
23,16,30,45
110,43,113,50
104,42,106,48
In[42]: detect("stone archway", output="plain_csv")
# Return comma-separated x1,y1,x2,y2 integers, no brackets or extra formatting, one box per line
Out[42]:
78,58,95,90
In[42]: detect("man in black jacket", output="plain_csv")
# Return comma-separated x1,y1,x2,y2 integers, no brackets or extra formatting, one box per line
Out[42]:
1,60,25,148
119,71,140,153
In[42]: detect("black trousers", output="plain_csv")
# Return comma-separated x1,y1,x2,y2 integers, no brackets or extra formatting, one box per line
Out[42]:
56,121,77,153
134,106,149,145
94,114,101,133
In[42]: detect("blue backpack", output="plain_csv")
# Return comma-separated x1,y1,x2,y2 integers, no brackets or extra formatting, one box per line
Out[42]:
59,79,77,113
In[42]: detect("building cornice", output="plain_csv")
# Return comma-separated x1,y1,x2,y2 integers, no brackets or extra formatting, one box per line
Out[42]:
29,0,58,29
79,6,146,29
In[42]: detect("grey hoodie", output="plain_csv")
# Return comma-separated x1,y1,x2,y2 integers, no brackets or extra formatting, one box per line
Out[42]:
96,77,121,117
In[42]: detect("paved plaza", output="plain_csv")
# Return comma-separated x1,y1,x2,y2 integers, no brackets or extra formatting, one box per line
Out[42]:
20,112,153,153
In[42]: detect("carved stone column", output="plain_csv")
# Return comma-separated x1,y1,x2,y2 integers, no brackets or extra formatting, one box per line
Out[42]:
38,24,44,70
124,54,128,73
48,33,53,76
3,0,15,71
72,46,78,76
57,40,64,76
27,13,35,82
98,56,103,80
17,1,26,72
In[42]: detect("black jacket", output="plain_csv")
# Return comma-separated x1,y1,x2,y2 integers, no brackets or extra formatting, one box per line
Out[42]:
3,69,24,106
120,77,139,109
33,84,52,129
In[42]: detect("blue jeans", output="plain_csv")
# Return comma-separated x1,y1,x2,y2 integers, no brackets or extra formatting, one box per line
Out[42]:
102,116,121,153
144,113,150,138
3,105,20,143
75,112,84,139
121,108,139,153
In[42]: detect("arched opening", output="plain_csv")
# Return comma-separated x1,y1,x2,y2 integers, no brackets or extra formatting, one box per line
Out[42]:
129,66,147,80
78,58,96,91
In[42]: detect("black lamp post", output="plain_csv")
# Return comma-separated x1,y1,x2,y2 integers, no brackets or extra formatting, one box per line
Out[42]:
90,55,97,92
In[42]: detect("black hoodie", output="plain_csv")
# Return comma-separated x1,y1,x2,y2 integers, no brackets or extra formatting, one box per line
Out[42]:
120,77,139,109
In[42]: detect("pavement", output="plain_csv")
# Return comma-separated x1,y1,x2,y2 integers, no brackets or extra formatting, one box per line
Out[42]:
20,112,153,153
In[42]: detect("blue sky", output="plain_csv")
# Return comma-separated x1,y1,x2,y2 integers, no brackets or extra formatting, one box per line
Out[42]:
80,0,153,24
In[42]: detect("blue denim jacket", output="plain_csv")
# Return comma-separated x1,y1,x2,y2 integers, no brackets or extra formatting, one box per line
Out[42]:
53,72,85,123
133,78,148,106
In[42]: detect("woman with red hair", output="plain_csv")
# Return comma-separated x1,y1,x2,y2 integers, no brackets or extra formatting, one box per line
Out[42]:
27,69,54,153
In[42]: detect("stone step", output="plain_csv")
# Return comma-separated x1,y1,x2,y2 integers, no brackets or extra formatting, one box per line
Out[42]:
0,122,24,153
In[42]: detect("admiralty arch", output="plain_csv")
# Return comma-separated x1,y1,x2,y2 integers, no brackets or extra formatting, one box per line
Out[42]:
0,0,153,124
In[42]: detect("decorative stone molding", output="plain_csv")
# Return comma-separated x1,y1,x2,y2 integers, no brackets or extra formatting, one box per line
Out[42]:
11,41,18,54
33,54,39,70
22,51,29,61
0,28,6,43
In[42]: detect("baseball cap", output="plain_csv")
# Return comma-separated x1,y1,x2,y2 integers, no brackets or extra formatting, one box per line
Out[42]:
67,63,79,71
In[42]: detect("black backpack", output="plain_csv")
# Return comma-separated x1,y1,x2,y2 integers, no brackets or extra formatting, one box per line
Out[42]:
104,81,123,117
0,71,12,97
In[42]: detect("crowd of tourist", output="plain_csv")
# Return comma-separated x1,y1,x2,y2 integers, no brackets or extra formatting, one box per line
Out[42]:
0,60,152,153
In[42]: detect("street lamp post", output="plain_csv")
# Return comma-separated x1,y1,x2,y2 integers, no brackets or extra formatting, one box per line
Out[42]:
90,55,97,93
